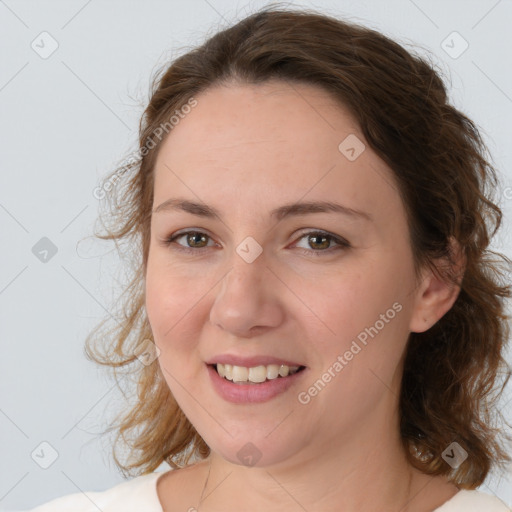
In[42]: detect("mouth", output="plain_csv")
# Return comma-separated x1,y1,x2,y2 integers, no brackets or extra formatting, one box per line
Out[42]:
208,363,307,385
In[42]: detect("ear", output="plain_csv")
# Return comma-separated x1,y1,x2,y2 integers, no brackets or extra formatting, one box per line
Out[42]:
409,237,466,333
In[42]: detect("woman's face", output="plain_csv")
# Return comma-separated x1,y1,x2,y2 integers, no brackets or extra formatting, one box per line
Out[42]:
145,80,427,468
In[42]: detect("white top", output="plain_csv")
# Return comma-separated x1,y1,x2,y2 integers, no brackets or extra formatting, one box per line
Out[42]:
26,471,511,511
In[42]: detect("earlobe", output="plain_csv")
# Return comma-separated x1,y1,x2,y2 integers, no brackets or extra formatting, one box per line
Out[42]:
409,238,465,334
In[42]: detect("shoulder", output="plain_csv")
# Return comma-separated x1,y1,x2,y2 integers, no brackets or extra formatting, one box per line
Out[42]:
435,489,511,511
26,472,163,512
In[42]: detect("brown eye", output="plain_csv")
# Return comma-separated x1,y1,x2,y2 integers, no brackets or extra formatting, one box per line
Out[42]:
162,229,349,256
163,230,215,253
307,233,331,250
185,232,209,248
292,230,350,256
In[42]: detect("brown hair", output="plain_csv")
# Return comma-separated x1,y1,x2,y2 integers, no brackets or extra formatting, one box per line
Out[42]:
85,5,512,488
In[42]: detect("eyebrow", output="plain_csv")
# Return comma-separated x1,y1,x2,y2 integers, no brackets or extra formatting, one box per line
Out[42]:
153,198,372,222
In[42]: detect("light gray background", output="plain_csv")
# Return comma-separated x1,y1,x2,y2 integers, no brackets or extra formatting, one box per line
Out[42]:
1,0,511,510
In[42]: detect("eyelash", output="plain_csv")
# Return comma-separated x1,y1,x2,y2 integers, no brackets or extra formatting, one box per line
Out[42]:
161,229,350,257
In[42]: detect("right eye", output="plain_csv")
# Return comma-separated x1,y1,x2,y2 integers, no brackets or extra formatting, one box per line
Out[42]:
162,230,217,254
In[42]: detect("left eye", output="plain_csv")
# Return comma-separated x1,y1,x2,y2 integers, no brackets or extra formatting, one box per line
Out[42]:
292,231,349,254
162,230,350,255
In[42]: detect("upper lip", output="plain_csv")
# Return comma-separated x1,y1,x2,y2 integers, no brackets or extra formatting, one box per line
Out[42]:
205,354,305,368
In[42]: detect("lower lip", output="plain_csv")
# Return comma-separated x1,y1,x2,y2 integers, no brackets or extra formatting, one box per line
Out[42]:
206,364,307,404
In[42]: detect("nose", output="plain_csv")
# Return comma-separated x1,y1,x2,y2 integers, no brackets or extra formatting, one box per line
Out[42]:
209,254,285,338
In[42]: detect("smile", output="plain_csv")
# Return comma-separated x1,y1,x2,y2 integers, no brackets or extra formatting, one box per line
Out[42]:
214,363,304,383
206,363,307,403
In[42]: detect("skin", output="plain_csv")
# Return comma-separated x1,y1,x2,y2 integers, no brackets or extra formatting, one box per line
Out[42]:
145,80,462,511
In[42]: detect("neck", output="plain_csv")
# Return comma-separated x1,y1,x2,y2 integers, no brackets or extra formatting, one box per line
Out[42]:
194,395,450,511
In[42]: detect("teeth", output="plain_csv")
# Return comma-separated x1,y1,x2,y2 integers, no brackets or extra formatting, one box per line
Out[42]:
232,365,249,382
215,363,301,383
248,366,267,383
278,365,289,377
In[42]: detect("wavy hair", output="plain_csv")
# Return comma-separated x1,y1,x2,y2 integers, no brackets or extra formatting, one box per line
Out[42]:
85,5,512,488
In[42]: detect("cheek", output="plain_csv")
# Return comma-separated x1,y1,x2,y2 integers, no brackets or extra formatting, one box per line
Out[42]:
314,269,390,337
313,265,410,374
145,265,209,404
144,259,205,355
306,294,408,430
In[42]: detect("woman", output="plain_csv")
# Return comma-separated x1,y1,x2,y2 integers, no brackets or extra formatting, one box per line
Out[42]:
29,6,511,511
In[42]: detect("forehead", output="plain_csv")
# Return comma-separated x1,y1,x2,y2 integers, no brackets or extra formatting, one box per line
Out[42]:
153,81,403,223
157,80,358,169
